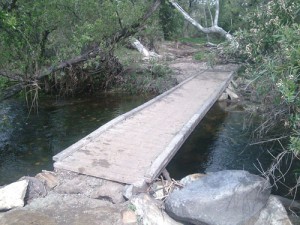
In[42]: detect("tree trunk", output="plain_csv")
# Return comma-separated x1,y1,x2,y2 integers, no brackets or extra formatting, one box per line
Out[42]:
168,0,238,48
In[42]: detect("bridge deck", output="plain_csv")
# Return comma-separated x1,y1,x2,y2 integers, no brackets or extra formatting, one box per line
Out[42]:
53,69,234,184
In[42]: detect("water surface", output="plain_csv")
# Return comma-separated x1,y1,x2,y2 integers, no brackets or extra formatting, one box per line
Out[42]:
167,102,299,198
1,95,298,198
0,93,151,185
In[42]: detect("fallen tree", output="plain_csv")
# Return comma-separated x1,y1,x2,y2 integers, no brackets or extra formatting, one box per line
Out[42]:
168,0,238,48
0,0,162,101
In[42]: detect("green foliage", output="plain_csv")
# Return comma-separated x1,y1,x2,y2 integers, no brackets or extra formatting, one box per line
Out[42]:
120,63,176,94
219,0,260,32
194,51,206,61
150,63,172,78
235,0,299,108
194,51,217,68
128,203,136,212
233,0,300,187
0,0,153,91
159,0,184,40
0,77,9,89
115,46,143,67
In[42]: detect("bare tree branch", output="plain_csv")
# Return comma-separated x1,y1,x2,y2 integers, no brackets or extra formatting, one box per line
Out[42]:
168,0,238,48
206,2,214,26
214,0,219,26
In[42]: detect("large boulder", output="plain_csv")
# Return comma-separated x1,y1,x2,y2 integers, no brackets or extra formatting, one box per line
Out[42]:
165,170,271,225
0,180,29,211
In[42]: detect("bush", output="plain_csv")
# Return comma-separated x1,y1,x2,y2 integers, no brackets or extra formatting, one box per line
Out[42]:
232,0,300,194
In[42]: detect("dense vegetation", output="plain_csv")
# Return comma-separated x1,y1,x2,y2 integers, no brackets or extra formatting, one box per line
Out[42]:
0,0,163,98
1,0,300,193
231,0,300,192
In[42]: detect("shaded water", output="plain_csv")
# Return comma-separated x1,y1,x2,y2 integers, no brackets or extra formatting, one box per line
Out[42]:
167,102,300,198
167,102,271,177
0,94,152,185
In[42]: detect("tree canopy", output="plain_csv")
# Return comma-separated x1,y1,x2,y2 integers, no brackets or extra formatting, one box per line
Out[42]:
0,0,163,97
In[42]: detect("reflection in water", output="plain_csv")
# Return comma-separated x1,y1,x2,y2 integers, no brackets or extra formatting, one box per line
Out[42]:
0,93,151,185
167,102,298,197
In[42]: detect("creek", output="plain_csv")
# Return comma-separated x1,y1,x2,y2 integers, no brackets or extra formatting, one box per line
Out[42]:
0,94,152,185
0,94,298,198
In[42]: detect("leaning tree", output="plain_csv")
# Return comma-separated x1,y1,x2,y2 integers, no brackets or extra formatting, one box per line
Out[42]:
167,0,238,47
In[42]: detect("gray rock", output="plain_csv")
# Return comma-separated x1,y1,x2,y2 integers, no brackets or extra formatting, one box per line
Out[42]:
218,93,229,101
54,174,125,203
90,180,125,204
0,193,123,225
122,210,137,224
35,170,59,189
165,170,271,225
123,180,148,200
179,173,206,186
131,193,183,225
20,176,47,203
124,185,134,200
254,196,292,225
0,180,29,211
54,174,104,195
273,195,300,212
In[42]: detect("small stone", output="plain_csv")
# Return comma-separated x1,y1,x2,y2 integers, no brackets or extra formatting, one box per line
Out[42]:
179,173,206,186
20,176,47,203
122,210,137,224
150,181,165,200
123,180,148,200
0,180,29,211
226,87,239,100
35,171,59,189
123,185,134,200
131,193,183,225
219,92,229,101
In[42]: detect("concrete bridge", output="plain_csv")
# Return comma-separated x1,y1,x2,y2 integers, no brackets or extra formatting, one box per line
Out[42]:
53,68,235,185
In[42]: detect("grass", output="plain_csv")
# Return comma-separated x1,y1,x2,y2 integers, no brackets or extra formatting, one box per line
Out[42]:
115,46,143,67
114,46,178,94
0,76,10,89
194,51,206,61
194,50,218,68
120,66,177,94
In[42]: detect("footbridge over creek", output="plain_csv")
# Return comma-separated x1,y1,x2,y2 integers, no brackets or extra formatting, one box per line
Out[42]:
53,68,235,184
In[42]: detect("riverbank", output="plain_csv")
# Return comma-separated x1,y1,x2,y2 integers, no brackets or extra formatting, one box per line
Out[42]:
1,169,299,225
